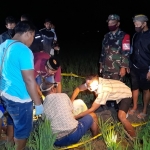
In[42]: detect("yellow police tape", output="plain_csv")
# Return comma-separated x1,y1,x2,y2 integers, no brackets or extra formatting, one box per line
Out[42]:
61,73,85,78
58,121,147,150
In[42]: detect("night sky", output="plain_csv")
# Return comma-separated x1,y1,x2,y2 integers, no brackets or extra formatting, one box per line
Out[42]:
0,0,149,42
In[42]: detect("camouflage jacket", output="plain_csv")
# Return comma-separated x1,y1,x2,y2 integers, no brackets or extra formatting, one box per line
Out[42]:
99,29,130,73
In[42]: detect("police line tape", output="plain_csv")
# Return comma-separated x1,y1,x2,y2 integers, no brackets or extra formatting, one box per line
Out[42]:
61,73,85,78
58,121,147,150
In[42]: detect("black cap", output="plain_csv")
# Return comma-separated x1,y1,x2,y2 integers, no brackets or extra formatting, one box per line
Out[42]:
46,56,60,71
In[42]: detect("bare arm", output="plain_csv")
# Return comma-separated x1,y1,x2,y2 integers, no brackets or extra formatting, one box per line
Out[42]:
56,82,61,93
75,102,100,119
70,84,87,102
22,70,42,105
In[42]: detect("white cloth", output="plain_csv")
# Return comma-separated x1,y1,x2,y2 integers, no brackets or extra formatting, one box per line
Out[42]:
73,99,88,115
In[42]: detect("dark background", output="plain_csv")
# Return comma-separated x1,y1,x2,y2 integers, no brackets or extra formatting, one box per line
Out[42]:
0,0,149,44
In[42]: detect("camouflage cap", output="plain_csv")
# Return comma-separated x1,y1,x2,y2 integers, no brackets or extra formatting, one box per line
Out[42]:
133,14,148,22
107,14,120,22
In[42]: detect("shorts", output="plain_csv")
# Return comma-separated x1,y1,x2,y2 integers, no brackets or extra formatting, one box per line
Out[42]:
54,115,93,147
36,75,55,86
130,66,150,90
1,96,33,139
118,98,132,113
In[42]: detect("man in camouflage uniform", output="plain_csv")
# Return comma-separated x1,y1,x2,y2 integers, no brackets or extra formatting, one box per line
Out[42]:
99,14,130,80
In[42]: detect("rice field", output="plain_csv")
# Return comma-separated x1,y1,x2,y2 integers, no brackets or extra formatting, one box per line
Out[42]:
1,37,149,150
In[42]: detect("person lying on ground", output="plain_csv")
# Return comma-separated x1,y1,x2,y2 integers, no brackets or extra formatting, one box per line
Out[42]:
71,75,135,137
40,81,99,147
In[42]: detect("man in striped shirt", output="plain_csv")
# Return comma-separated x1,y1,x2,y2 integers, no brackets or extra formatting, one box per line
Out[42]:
71,75,135,137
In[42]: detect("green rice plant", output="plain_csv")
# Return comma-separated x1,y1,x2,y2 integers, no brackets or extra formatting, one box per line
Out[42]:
98,118,127,150
142,136,150,150
80,135,94,150
133,120,150,150
114,123,126,142
27,118,56,150
137,120,150,140
5,143,16,150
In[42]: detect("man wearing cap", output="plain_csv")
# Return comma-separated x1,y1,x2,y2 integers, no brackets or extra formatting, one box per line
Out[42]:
34,52,61,93
99,14,130,108
39,19,59,55
99,14,130,80
129,14,150,119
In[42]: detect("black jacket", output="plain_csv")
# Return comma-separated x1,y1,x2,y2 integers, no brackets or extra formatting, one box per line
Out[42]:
0,31,13,44
130,30,150,70
39,28,54,54
30,29,43,53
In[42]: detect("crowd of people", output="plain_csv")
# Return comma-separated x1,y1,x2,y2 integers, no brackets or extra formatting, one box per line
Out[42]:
0,13,149,149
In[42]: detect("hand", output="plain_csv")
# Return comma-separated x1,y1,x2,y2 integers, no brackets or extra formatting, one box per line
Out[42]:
35,104,44,115
54,46,60,51
147,72,150,80
74,115,79,120
126,68,130,74
99,63,102,73
119,68,126,77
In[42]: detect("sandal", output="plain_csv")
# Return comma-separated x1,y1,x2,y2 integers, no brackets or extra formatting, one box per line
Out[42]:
128,109,136,115
137,113,147,119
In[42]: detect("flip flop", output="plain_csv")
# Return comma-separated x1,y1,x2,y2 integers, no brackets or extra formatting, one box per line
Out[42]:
137,112,147,119
128,109,136,115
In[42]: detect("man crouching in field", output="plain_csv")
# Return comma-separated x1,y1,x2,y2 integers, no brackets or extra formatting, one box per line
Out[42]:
40,81,99,147
71,75,135,137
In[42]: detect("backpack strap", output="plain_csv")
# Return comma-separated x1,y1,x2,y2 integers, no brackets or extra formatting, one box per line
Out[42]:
0,41,20,80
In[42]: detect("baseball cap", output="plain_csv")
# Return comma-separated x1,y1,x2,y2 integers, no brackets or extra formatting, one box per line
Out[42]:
107,14,120,22
133,14,148,22
46,56,60,71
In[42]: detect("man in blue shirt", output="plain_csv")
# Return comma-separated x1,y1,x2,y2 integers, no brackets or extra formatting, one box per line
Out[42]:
0,21,43,150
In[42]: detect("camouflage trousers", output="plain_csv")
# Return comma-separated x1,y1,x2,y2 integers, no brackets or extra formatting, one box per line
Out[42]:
102,71,121,80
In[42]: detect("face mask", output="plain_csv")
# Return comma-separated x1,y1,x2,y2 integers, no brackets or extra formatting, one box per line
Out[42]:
8,29,15,36
135,26,144,32
87,81,99,92
108,24,118,31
